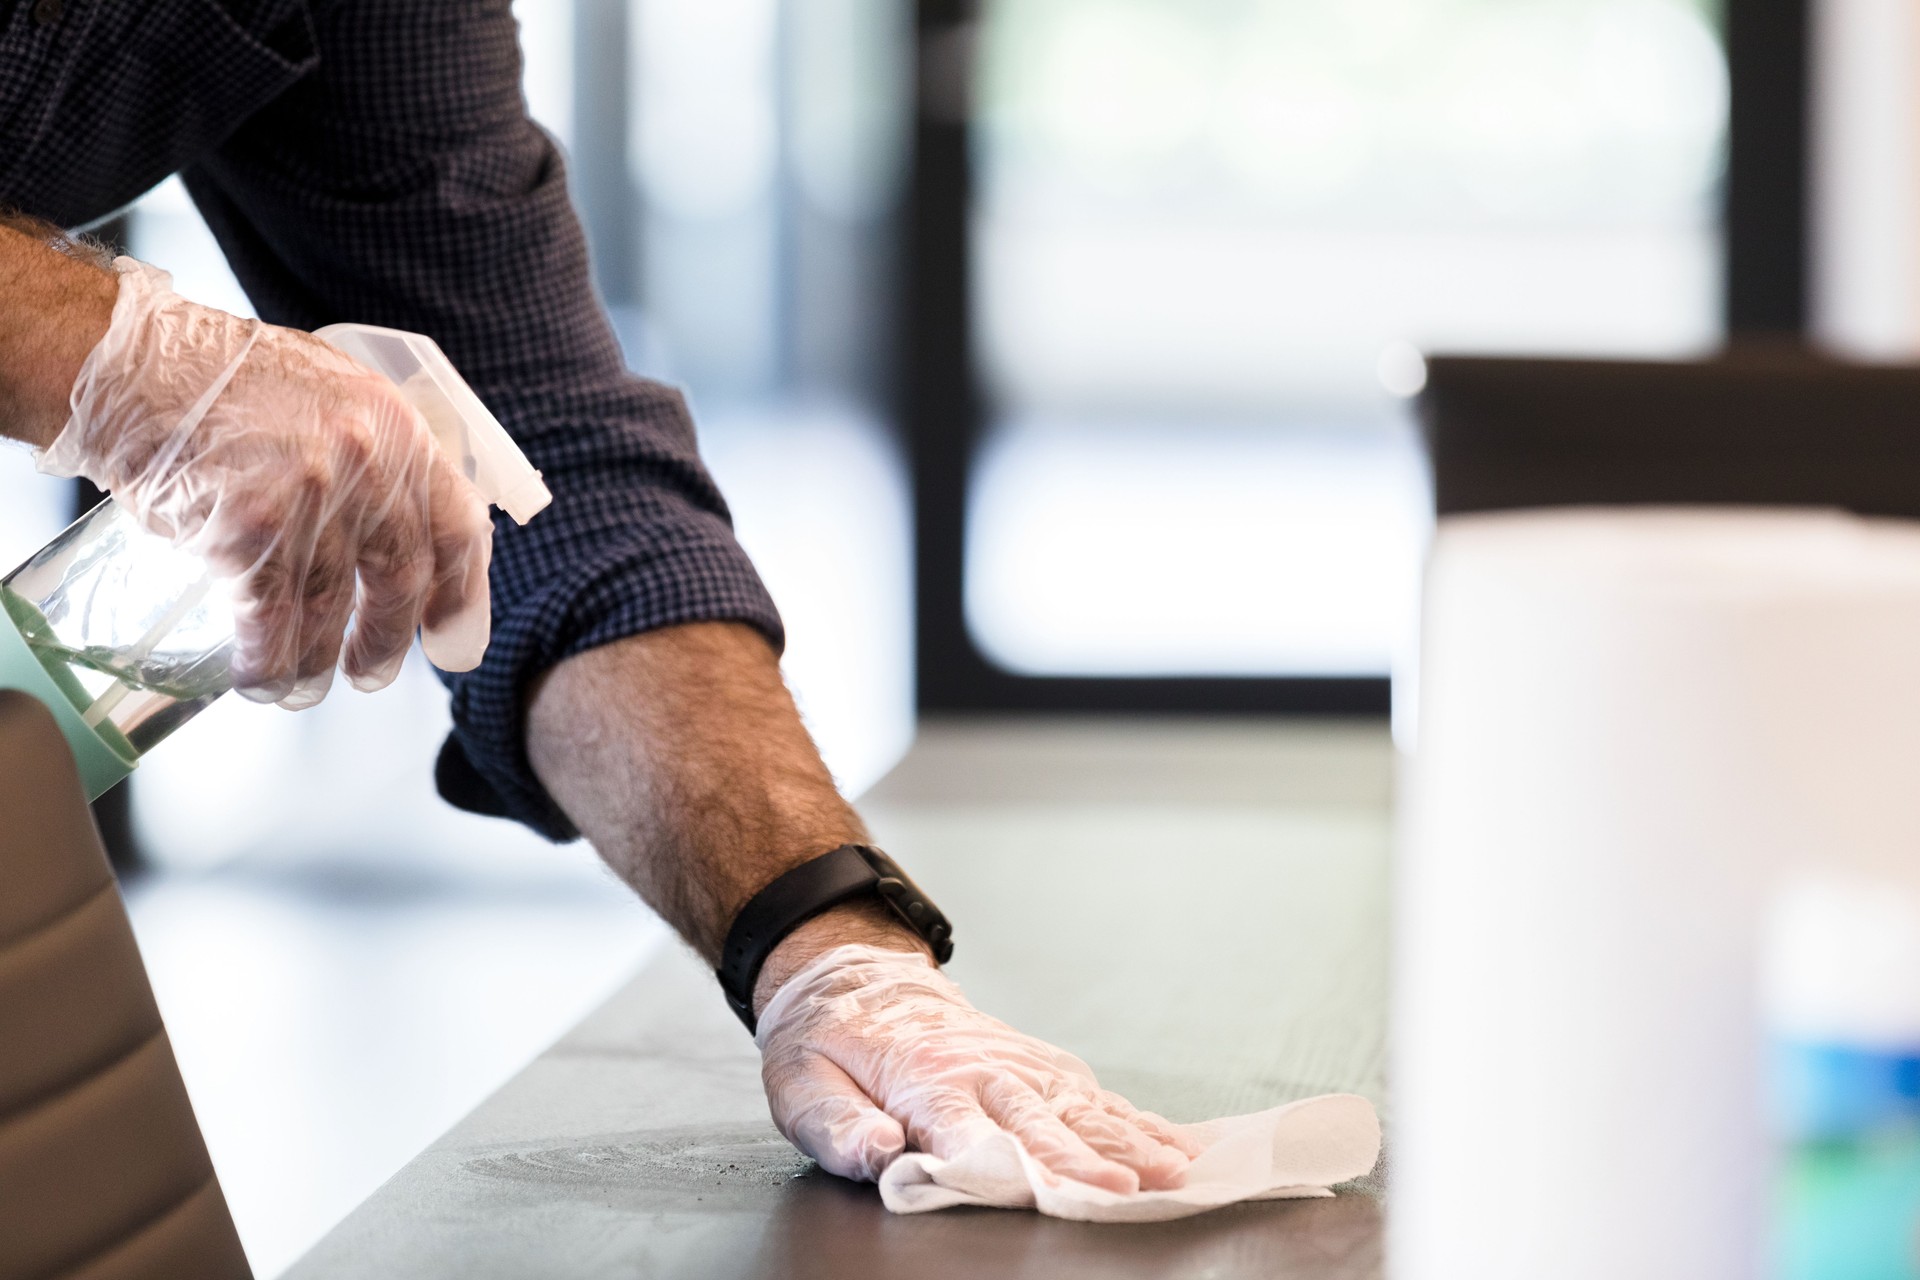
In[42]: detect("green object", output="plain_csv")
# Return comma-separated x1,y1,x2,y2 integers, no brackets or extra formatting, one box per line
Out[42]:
1779,1130,1920,1280
0,589,136,800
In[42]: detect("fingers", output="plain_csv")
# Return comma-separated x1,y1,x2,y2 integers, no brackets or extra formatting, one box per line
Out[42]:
198,484,318,704
342,558,430,693
342,466,434,693
418,457,493,673
977,1077,1141,1194
232,530,354,707
752,943,1204,1198
203,468,359,707
1096,1088,1205,1158
275,535,357,709
59,287,500,706
1051,1092,1192,1190
904,1087,1007,1167
189,381,493,702
764,1052,908,1183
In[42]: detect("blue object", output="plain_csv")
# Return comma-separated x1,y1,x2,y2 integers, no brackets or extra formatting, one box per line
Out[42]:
1776,1040,1920,1280
1777,1041,1920,1144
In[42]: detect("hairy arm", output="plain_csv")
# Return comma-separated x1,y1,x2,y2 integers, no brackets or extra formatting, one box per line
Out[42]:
524,620,932,1013
524,621,1198,1193
0,220,117,449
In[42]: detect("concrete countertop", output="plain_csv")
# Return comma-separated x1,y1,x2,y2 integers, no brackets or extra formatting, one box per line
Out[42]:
286,718,1392,1279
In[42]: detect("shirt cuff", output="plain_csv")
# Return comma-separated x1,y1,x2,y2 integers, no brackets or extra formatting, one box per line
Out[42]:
435,494,783,840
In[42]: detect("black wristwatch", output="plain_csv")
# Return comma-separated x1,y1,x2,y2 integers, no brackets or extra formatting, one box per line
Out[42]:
716,844,954,1034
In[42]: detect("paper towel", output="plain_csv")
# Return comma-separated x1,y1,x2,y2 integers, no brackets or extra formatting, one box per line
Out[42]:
1395,508,1920,1280
879,1093,1381,1221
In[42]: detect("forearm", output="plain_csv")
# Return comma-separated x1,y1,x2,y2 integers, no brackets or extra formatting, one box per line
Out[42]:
525,621,932,1015
529,624,1204,1196
0,219,117,448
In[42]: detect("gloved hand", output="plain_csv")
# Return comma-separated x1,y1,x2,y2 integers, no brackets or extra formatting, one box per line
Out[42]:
756,943,1202,1191
38,257,492,708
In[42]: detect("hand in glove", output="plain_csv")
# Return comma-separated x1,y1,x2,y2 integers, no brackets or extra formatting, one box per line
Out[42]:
38,258,492,708
756,943,1202,1190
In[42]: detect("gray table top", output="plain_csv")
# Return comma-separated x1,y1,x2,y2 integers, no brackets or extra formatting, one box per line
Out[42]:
286,717,1392,1280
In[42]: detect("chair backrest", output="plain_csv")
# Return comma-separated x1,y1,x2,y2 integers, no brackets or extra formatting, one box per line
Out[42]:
0,690,250,1280
1420,351,1920,518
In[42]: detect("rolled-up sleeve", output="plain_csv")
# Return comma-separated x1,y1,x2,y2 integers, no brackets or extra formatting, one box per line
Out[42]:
179,0,782,838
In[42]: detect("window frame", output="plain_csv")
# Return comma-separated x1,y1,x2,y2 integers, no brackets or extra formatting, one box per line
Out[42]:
900,0,1805,715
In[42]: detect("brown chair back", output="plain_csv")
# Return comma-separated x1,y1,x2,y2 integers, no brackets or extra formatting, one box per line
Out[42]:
0,690,250,1280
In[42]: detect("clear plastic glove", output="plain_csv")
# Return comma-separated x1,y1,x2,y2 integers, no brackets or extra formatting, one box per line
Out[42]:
756,943,1203,1192
37,258,492,708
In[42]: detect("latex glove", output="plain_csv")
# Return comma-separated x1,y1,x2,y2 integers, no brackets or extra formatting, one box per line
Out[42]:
756,943,1203,1191
38,258,492,708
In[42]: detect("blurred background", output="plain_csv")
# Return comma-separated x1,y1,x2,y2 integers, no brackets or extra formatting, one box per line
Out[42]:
7,0,1917,1272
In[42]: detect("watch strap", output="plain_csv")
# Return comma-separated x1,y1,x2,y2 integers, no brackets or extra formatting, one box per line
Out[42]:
716,844,954,1033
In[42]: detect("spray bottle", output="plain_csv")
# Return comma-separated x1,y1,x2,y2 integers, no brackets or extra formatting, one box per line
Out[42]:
0,325,550,799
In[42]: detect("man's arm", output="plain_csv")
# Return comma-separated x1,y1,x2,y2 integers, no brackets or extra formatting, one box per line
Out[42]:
179,0,785,837
0,221,115,449
526,621,1197,1196
524,621,930,1012
183,1,1196,1193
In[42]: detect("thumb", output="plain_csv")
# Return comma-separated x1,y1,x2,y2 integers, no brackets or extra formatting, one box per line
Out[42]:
765,1052,907,1183
420,479,493,672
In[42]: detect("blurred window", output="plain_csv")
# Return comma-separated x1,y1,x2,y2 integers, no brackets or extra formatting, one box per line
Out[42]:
969,0,1728,675
0,454,67,578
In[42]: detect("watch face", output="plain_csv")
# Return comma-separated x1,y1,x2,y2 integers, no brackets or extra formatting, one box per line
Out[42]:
864,850,954,960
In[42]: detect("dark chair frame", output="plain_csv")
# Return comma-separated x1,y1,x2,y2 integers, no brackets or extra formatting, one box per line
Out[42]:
1420,351,1920,522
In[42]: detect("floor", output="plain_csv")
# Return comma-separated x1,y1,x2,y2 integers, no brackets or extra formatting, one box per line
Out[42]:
120,851,665,1280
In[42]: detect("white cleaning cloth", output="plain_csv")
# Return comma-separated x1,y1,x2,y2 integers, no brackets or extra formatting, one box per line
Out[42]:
878,1092,1381,1222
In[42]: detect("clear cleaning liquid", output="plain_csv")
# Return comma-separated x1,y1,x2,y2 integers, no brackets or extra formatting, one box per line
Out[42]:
1,584,230,756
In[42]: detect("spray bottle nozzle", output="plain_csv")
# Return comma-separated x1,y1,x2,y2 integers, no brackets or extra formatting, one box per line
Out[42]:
314,324,553,526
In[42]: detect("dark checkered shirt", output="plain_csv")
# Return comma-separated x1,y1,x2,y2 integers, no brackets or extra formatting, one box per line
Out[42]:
0,0,784,838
